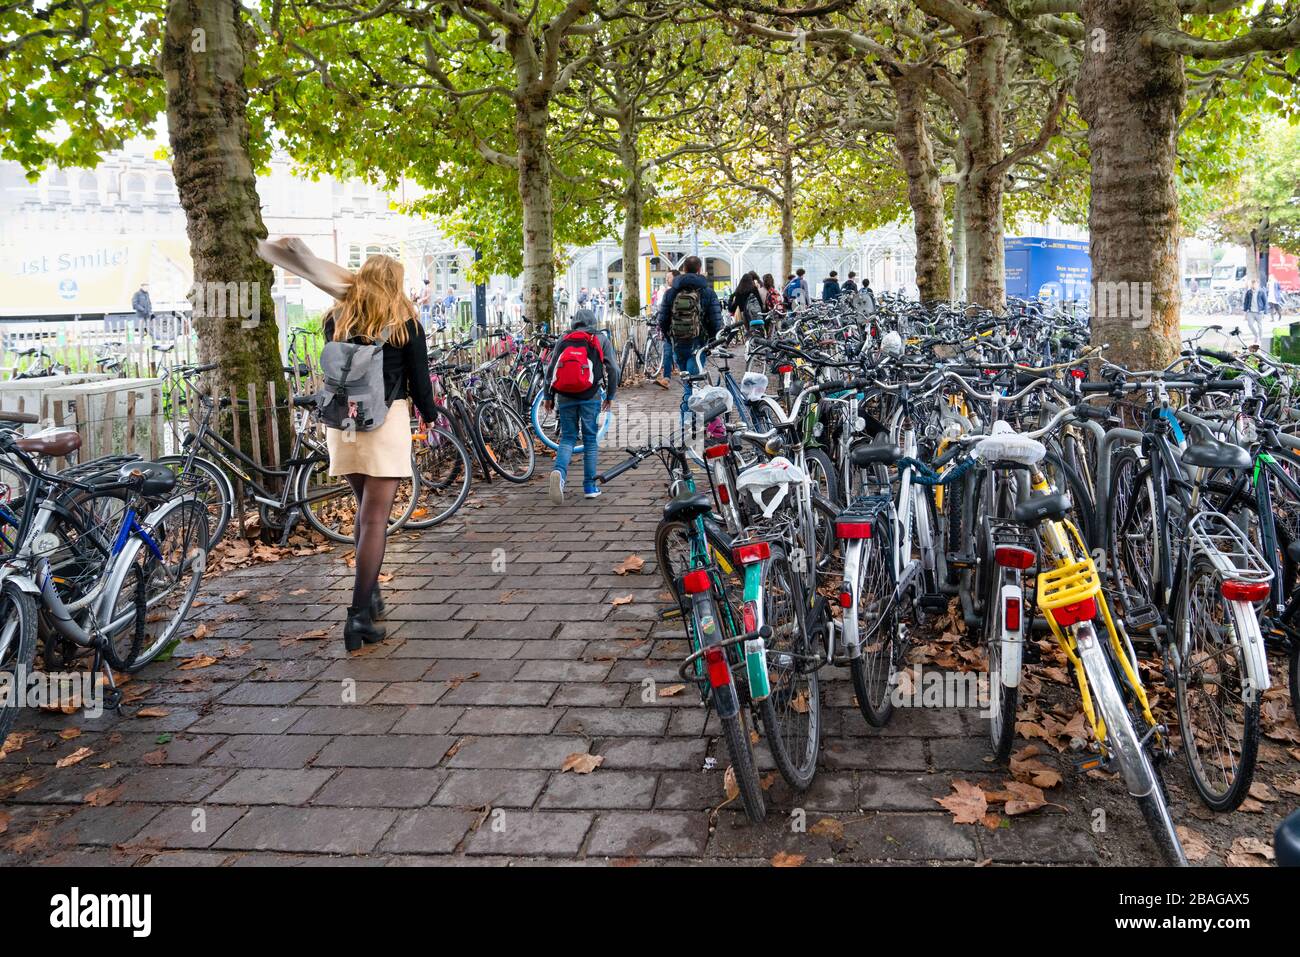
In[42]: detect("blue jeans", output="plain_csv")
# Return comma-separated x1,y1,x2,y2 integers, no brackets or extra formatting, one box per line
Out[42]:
673,342,702,425
555,397,601,488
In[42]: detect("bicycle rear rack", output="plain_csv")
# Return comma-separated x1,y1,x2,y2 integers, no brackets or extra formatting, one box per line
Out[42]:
1186,510,1274,584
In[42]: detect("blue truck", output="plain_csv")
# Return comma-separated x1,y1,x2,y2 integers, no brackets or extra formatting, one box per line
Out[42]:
1004,236,1090,303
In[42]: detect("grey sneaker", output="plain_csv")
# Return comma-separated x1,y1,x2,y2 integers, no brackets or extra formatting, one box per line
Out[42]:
548,469,565,505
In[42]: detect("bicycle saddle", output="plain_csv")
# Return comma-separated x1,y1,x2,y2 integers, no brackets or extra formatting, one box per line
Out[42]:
1012,491,1073,525
850,438,902,467
974,421,1046,466
688,387,731,423
14,429,81,457
662,491,712,524
118,461,177,498
1181,434,1252,470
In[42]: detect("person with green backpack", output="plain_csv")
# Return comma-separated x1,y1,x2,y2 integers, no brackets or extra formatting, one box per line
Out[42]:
656,255,723,428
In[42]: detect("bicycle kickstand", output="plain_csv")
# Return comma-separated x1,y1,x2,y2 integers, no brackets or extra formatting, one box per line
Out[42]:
92,649,124,714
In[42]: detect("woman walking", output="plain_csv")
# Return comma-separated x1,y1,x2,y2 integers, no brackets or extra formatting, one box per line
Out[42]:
259,237,439,651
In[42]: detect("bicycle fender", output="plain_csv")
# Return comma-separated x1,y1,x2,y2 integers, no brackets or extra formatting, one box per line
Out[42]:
999,582,1024,689
1224,600,1272,705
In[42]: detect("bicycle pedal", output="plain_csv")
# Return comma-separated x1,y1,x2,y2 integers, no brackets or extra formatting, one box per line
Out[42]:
918,593,950,611
1123,604,1160,634
1074,753,1108,774
948,554,976,570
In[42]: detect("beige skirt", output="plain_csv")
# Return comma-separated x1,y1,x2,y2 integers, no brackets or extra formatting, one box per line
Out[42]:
326,399,413,478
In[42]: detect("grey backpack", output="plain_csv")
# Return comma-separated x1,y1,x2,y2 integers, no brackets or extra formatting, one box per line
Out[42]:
316,327,392,432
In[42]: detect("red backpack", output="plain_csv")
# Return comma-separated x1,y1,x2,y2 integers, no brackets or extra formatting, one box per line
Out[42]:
551,330,604,394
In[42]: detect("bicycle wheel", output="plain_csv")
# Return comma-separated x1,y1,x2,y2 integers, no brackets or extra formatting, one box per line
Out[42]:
154,454,234,546
805,447,840,507
0,580,38,743
644,337,663,379
1109,464,1159,610
1174,559,1261,812
474,400,535,483
101,498,209,672
983,557,1018,761
759,544,821,790
850,517,900,727
530,391,610,453
296,455,420,544
406,428,472,529
719,708,766,823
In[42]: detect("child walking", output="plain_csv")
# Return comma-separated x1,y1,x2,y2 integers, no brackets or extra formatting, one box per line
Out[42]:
543,309,618,503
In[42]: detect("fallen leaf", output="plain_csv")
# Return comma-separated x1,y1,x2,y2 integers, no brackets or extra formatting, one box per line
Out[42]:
723,766,739,801
611,594,634,606
0,810,9,834
809,817,844,841
58,728,82,741
658,684,686,697
1226,836,1274,867
192,623,209,640
141,748,168,766
445,672,480,690
84,784,124,807
135,707,170,719
770,851,805,868
1003,780,1047,816
1176,826,1212,863
378,572,394,584
936,779,987,825
177,654,218,671
1247,782,1276,803
223,590,250,604
613,555,645,576
55,746,93,769
561,752,603,774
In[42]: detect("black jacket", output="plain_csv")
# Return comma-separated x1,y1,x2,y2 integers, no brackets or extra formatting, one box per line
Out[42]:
822,279,841,301
543,327,619,403
323,315,439,424
840,279,858,295
657,272,723,345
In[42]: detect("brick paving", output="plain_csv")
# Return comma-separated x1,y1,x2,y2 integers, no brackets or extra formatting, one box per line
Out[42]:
0,378,1291,866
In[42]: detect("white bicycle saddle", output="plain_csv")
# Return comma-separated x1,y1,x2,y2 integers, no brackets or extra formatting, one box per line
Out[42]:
973,420,1046,466
736,456,807,518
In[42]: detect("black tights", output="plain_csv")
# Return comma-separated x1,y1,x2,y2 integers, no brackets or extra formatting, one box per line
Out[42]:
345,474,399,610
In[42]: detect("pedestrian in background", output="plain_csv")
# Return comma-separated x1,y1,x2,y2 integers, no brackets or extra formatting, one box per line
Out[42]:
822,270,841,301
544,309,618,503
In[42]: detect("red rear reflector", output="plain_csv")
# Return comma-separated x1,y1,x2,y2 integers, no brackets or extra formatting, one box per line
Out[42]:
717,484,730,505
1070,369,1087,379
682,570,711,594
838,589,852,609
1221,579,1270,601
994,545,1035,569
704,645,730,688
777,364,794,374
704,443,729,459
734,542,771,565
1052,596,1097,627
837,522,872,539
1004,596,1021,632
743,601,758,633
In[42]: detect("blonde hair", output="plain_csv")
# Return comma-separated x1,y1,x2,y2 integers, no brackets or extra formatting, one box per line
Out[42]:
330,255,415,346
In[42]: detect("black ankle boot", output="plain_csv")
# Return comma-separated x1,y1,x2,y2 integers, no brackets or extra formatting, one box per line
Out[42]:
343,605,386,652
370,585,387,622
